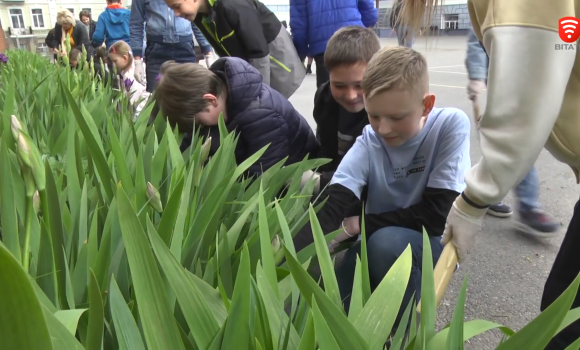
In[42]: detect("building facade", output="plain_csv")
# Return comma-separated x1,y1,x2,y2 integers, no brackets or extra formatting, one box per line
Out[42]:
0,0,132,56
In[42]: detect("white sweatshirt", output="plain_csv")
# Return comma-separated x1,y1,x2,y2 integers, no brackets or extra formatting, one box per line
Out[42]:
121,61,150,121
464,0,579,207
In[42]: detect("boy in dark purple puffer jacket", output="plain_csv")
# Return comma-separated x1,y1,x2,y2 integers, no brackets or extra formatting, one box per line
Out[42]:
152,57,318,176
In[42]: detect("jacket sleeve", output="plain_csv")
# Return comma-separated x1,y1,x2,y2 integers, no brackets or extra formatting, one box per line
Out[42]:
462,26,576,207
226,4,271,85
364,187,459,237
464,29,488,81
52,24,61,49
92,16,105,47
289,0,308,58
129,0,146,57
45,30,55,48
238,108,289,176
192,24,212,54
358,0,378,28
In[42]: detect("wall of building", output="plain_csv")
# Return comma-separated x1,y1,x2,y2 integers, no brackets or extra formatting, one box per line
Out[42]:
0,0,131,55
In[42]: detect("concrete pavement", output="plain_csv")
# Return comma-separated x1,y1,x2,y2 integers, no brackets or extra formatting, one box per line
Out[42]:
289,35,577,349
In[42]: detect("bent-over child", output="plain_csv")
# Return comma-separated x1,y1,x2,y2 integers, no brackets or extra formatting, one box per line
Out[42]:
293,46,471,324
152,57,318,176
108,41,150,120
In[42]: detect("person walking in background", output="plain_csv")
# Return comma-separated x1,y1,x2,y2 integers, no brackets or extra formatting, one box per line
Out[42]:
50,9,93,58
464,28,559,235
79,10,97,42
92,0,131,50
390,0,415,48
129,0,198,93
290,0,378,88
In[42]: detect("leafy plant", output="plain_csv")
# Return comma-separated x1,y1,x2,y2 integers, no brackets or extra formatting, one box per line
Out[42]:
1,50,579,350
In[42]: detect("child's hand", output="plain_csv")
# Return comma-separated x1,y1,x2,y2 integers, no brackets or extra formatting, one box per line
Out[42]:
342,216,360,236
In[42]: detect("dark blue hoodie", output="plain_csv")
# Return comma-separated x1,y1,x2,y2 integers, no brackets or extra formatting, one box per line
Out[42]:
92,6,131,49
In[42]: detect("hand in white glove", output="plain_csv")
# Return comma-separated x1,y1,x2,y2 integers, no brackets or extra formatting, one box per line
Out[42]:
467,79,486,101
441,194,487,263
134,59,145,85
299,170,321,195
204,53,214,69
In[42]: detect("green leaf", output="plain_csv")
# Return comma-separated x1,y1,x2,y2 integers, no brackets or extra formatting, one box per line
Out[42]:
283,245,367,349
115,183,185,350
296,310,316,350
54,309,88,336
109,276,146,350
147,218,220,349
348,256,364,322
0,243,53,350
222,242,252,349
0,140,20,261
415,230,437,349
86,270,104,350
445,275,469,350
354,245,412,350
43,305,85,350
258,182,279,297
496,272,580,350
312,298,341,349
427,320,512,349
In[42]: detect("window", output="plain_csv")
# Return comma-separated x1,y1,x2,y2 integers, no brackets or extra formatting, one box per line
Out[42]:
442,14,459,30
31,9,45,28
9,9,25,29
81,7,92,16
67,8,75,16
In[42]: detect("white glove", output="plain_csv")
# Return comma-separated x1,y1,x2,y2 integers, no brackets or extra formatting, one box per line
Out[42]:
467,79,486,101
204,53,214,68
441,195,487,263
134,59,145,85
300,170,321,195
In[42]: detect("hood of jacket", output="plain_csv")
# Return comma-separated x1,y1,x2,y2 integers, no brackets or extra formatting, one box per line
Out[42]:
209,57,263,119
104,7,131,24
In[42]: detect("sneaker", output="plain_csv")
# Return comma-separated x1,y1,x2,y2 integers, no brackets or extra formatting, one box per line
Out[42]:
306,64,312,74
487,203,513,218
517,209,559,235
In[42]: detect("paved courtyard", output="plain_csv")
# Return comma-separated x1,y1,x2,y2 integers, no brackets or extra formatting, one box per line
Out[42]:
289,35,577,349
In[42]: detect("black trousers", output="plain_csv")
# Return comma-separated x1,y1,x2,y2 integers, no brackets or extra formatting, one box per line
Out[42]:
542,196,580,349
314,54,329,89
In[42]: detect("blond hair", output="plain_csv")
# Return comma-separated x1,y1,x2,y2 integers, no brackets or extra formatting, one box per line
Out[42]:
153,61,226,132
109,41,134,69
57,9,75,26
324,26,381,71
391,0,439,36
362,46,428,99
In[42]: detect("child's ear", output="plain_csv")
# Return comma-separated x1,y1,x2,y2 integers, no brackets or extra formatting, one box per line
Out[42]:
422,94,435,116
202,94,219,107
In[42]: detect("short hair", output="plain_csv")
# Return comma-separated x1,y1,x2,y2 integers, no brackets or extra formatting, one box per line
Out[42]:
95,46,107,62
79,10,91,20
324,26,381,71
153,61,227,132
362,46,428,99
57,9,75,26
69,48,81,61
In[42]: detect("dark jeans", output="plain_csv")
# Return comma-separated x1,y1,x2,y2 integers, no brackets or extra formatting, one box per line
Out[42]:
144,41,196,92
542,196,580,349
336,227,443,324
314,53,329,88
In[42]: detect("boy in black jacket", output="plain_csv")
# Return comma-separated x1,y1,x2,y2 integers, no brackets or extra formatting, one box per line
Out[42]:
163,0,305,99
304,27,381,194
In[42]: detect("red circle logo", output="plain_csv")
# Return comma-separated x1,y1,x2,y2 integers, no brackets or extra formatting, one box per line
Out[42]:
559,17,580,43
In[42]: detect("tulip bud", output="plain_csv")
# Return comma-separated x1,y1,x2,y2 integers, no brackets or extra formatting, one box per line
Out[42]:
272,234,284,265
200,136,212,164
10,115,22,141
17,133,45,191
33,191,40,214
146,182,163,213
